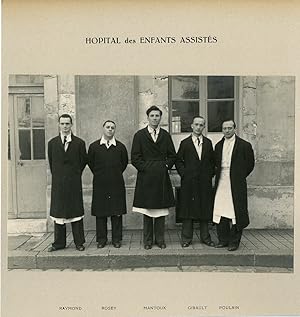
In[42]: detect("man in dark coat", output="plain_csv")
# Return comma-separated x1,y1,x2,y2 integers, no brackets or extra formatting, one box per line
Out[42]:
48,114,88,252
213,119,255,251
175,116,215,248
88,120,128,248
131,105,176,250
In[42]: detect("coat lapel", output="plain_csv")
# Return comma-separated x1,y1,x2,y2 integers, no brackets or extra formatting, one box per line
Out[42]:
57,133,74,153
144,126,163,147
143,127,154,143
56,135,65,152
200,137,208,160
156,129,163,143
65,133,75,153
231,135,239,163
217,138,225,167
187,136,200,160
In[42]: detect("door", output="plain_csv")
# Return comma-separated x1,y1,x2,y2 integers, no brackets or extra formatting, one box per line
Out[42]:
9,94,47,218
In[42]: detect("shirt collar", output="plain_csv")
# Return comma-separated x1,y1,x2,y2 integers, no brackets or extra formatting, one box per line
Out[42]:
100,136,116,146
224,134,236,143
60,132,72,143
192,134,203,144
147,125,160,135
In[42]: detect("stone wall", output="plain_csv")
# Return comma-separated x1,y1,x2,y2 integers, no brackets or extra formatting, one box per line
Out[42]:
241,76,294,228
44,75,295,231
75,76,138,230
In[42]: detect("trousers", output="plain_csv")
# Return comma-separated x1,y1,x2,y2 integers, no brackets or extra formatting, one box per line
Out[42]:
52,219,85,249
216,217,243,247
143,215,165,246
96,215,122,244
181,219,212,244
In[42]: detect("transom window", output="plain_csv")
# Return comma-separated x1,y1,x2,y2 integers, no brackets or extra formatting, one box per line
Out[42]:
169,76,238,133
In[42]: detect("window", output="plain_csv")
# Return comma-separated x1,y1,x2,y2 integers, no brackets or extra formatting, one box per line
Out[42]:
17,96,45,160
169,76,238,133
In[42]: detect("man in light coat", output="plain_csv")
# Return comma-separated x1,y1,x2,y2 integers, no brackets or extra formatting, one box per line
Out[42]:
213,119,255,251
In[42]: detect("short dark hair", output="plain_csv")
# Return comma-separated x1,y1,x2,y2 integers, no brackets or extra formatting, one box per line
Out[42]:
59,114,72,124
192,116,206,124
146,105,162,116
103,120,116,127
222,119,236,129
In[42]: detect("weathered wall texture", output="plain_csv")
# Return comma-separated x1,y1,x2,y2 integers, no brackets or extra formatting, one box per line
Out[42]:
75,76,137,230
241,76,294,228
137,76,169,129
44,75,294,231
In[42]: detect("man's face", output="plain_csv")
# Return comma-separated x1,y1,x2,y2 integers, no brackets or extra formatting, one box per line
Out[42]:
147,110,161,128
103,122,116,139
59,117,72,134
191,117,205,136
222,120,236,139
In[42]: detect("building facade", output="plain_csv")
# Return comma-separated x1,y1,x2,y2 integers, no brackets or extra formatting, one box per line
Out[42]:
7,75,295,233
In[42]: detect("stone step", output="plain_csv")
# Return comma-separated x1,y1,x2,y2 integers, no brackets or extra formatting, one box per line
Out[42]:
7,229,293,270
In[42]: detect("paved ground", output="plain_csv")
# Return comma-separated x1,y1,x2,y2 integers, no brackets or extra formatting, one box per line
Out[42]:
7,267,293,272
7,229,293,271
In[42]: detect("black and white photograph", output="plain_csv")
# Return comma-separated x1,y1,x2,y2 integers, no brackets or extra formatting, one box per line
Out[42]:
7,74,294,272
2,1,300,317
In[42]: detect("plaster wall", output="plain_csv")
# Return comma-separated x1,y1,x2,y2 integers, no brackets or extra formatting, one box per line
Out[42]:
43,75,295,231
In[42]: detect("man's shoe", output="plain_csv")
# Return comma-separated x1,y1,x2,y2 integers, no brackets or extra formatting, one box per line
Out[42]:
97,242,106,249
76,245,85,251
202,240,215,247
228,245,239,251
157,243,166,249
113,242,121,248
48,246,58,252
181,242,190,248
215,242,229,248
144,244,152,250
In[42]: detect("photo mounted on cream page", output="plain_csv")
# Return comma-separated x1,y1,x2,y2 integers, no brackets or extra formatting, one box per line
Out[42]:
2,1,299,317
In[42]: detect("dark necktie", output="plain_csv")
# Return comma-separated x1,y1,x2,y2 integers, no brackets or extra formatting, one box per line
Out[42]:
63,136,68,152
153,129,157,141
197,137,200,146
107,140,110,147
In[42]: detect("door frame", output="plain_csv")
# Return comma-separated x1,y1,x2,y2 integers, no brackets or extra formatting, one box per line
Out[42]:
8,85,45,219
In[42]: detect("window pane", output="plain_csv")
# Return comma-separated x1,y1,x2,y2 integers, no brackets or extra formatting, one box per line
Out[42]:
19,130,31,160
172,76,199,99
31,96,45,127
172,101,199,133
208,101,234,132
17,97,31,128
33,129,45,159
207,76,234,99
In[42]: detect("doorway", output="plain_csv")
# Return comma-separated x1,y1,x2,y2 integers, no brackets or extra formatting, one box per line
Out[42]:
8,93,47,219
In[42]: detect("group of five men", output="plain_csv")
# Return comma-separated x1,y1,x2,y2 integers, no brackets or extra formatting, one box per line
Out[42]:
47,105,255,253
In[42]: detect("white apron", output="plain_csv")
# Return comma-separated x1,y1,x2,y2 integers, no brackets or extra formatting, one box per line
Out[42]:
132,207,169,218
213,167,236,225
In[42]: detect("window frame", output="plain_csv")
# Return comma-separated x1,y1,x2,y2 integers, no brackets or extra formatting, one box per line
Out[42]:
13,94,46,162
168,76,240,136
